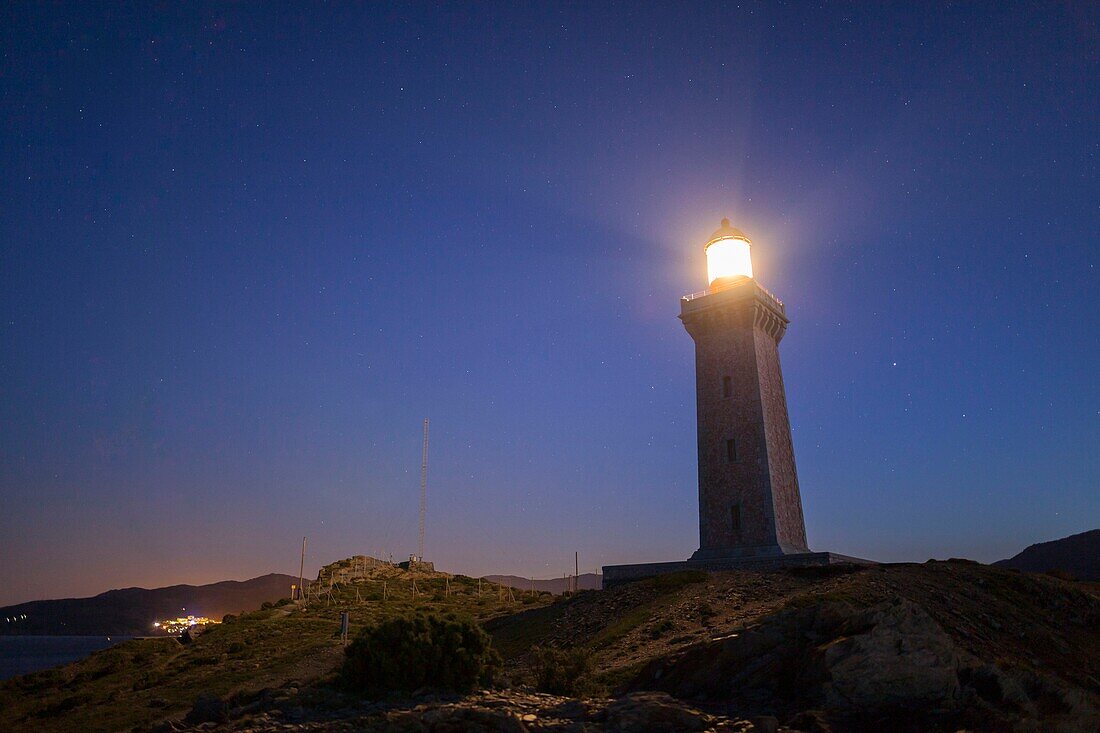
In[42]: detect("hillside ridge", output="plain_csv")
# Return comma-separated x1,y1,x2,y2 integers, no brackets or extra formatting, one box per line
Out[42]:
994,528,1100,580
0,573,297,636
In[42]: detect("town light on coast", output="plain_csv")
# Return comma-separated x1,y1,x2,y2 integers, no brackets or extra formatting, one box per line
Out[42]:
704,218,753,285
152,615,219,634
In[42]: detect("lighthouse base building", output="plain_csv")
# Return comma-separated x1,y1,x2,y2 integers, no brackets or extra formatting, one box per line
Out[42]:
603,220,869,588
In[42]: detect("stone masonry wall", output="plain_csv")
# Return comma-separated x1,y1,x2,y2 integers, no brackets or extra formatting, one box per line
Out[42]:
692,315,772,549
681,280,808,556
752,324,808,551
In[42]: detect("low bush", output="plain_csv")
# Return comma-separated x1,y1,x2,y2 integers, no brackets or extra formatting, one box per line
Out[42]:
531,646,593,696
4,668,64,693
341,613,500,694
648,618,675,638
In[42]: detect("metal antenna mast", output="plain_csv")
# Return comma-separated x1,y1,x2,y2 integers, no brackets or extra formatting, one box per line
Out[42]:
417,418,429,561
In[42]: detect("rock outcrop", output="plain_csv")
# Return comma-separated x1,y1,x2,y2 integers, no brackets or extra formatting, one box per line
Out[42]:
633,597,1099,731
818,599,961,711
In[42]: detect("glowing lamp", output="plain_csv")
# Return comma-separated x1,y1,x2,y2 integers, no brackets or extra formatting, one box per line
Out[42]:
704,218,753,286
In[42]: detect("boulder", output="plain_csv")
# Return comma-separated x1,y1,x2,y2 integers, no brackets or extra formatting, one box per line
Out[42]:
184,693,228,725
413,704,529,733
817,599,961,711
633,597,966,719
603,691,712,732
750,715,778,733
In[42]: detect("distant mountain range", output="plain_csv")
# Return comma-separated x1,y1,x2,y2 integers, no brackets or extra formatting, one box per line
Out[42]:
995,529,1099,581
484,573,602,594
0,574,297,636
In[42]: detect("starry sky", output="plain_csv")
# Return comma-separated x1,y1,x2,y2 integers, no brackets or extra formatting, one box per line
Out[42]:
1,3,1097,606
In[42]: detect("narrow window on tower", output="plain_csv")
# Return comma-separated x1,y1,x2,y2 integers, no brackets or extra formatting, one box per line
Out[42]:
730,504,741,538
726,438,737,463
722,375,732,398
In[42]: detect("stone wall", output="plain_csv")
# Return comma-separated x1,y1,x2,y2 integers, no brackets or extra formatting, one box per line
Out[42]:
752,318,808,551
602,552,867,588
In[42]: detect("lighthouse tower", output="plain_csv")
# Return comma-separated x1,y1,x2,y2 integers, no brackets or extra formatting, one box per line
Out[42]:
601,218,868,587
680,219,809,559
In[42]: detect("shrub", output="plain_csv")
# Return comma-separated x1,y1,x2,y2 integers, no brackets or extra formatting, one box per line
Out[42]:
221,614,237,624
531,646,593,696
5,668,64,693
648,619,675,638
260,601,275,610
341,613,500,694
188,654,222,667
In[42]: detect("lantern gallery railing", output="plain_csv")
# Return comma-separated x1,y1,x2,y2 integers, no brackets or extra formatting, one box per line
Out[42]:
681,281,784,308
681,289,710,302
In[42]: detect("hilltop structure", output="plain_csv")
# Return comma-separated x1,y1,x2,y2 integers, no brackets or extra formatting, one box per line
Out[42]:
604,220,867,587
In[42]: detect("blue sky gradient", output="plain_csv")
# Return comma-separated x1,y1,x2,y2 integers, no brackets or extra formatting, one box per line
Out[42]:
1,2,1096,605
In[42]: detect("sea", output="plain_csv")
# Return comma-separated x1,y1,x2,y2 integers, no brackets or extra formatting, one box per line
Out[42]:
0,635,132,680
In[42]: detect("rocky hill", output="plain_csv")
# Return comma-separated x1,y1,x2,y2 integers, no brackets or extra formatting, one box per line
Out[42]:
488,561,1100,732
2,559,1097,732
0,574,297,636
995,528,1100,580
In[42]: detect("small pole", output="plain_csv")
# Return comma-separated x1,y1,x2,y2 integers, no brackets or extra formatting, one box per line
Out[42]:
575,551,579,593
340,612,349,646
478,577,482,597
298,537,307,601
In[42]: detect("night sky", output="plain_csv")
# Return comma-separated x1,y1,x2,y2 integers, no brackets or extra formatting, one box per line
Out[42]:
2,3,1097,606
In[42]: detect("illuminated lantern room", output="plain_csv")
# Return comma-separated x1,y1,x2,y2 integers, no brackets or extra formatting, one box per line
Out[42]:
704,218,753,286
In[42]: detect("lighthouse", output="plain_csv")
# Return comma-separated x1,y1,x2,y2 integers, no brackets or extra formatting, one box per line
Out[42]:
601,218,867,587
681,219,809,559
